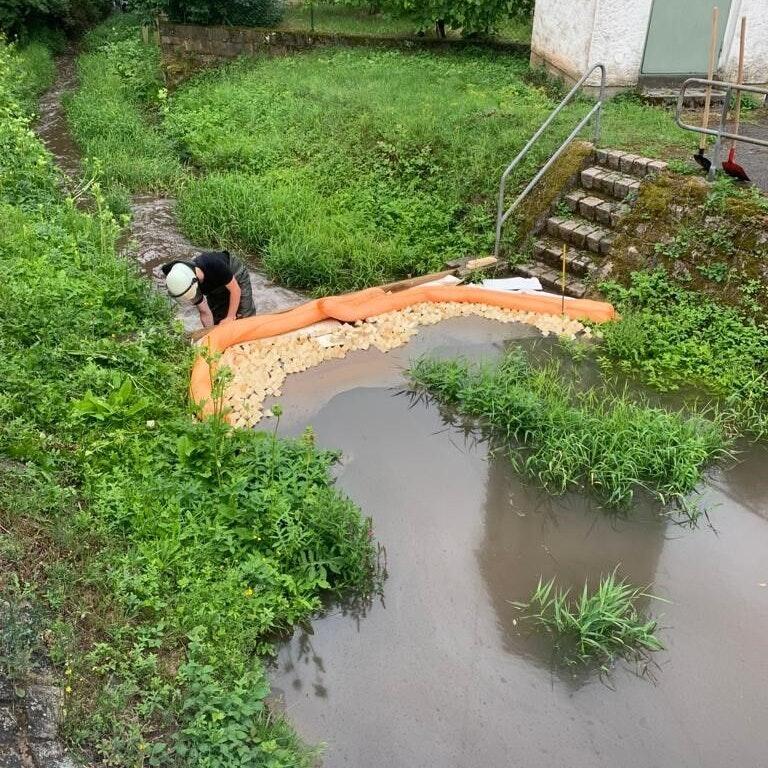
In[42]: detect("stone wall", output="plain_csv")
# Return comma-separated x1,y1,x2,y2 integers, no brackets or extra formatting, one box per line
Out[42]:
0,674,75,768
158,21,530,85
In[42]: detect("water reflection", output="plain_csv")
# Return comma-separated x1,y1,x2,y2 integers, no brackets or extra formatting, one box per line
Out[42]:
703,440,768,521
477,448,668,686
266,321,768,768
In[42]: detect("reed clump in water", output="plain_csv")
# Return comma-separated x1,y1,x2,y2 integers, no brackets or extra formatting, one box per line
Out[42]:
516,572,664,670
408,350,728,513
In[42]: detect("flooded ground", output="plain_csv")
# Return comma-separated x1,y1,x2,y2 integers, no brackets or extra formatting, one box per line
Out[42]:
35,52,768,768
268,317,768,768
35,53,81,181
35,56,303,333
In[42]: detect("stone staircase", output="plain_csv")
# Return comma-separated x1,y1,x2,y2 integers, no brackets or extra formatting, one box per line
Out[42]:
514,149,668,297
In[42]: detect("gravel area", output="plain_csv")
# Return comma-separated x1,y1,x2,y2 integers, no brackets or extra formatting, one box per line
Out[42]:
221,301,589,427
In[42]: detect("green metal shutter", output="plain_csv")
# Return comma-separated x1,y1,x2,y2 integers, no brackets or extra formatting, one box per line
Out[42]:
641,0,731,76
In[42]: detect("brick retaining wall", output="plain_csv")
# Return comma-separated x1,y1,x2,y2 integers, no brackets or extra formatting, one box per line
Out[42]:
158,20,530,85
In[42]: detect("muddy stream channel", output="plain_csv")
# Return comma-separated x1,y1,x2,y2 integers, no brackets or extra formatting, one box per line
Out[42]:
36,53,301,333
37,56,768,768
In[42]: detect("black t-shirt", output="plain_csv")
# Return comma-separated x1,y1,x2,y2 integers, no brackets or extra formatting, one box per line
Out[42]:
193,252,234,300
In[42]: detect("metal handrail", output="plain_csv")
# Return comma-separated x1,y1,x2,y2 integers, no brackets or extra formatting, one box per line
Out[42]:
675,78,768,180
494,63,606,259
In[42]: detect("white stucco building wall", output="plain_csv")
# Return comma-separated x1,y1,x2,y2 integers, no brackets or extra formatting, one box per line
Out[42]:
530,0,598,79
531,0,768,90
586,0,653,87
720,0,768,84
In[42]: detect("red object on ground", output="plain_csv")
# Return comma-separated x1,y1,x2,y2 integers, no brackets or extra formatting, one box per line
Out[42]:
723,17,750,182
722,147,750,181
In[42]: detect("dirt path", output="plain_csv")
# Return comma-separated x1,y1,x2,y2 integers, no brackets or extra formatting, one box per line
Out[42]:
35,53,303,332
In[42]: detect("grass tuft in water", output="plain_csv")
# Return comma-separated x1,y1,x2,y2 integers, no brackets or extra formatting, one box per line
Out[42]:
516,571,664,671
408,350,728,515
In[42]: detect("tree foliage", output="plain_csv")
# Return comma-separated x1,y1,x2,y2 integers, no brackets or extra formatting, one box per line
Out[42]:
0,0,111,38
127,0,285,26
375,0,532,36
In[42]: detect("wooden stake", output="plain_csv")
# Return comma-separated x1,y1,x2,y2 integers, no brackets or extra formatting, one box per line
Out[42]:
731,16,747,151
561,242,567,315
700,6,719,152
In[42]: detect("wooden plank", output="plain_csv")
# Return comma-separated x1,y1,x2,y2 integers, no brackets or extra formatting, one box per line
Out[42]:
379,269,458,293
464,256,498,270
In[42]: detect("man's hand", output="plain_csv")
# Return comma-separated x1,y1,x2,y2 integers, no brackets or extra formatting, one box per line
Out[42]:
220,317,234,325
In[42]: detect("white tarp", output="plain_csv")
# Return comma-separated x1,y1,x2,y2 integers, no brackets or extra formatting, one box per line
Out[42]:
476,277,543,292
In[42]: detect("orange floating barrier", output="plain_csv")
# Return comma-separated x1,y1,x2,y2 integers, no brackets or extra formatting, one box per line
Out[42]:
190,285,616,416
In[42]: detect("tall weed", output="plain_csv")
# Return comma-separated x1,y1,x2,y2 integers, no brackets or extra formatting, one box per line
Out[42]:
66,19,182,192
409,350,727,512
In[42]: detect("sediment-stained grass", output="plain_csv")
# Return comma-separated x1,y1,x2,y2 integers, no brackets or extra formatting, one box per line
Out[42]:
409,350,728,512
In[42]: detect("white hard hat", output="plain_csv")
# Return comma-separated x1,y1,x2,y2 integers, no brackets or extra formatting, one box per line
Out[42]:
165,263,198,303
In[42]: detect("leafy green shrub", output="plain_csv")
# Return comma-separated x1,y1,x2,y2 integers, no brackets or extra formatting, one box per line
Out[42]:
4,40,55,113
2,36,376,767
379,0,533,36
129,0,285,26
0,188,376,762
174,632,312,767
409,349,727,512
0,0,111,38
0,41,59,209
515,571,663,671
600,269,768,437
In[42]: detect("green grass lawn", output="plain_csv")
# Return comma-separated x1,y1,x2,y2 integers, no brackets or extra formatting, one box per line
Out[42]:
279,2,532,42
65,19,692,294
166,48,691,294
65,19,183,195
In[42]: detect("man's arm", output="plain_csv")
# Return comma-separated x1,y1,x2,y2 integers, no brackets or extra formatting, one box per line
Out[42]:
222,277,241,323
197,297,214,328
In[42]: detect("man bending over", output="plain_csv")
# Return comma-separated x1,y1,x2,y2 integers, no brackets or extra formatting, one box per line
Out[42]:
162,250,255,327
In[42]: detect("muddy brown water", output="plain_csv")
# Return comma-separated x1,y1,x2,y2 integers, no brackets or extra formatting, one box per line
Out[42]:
129,195,302,331
267,317,768,768
35,55,302,332
35,52,81,181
